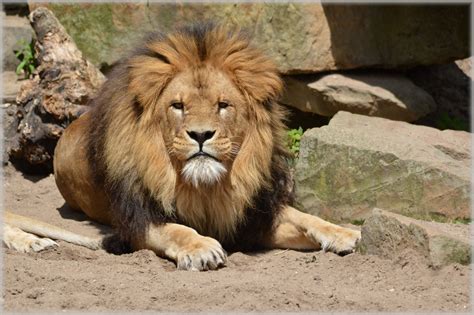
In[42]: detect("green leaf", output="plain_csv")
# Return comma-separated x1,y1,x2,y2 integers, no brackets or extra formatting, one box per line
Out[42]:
16,60,26,74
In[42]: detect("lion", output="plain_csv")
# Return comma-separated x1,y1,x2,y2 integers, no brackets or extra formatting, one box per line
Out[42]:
4,24,360,271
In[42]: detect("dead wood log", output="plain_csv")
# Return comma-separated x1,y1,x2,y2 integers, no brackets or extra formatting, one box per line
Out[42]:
7,7,105,174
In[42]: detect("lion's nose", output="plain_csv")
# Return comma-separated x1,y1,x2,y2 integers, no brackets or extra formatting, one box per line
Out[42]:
187,130,216,148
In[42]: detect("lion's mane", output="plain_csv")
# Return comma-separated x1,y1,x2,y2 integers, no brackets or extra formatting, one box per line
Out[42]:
87,24,293,251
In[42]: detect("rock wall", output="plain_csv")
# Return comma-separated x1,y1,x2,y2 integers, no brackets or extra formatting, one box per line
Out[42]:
28,2,470,124
29,3,469,74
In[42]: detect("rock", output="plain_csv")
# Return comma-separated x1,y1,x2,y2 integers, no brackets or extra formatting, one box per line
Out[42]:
429,235,471,267
454,57,472,77
2,71,24,103
2,13,34,72
29,3,469,74
8,8,105,173
359,209,430,263
294,111,471,222
359,209,471,267
2,103,21,165
281,72,437,122
407,57,472,131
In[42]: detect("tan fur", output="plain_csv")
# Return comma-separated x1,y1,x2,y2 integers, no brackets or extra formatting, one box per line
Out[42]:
144,223,226,271
267,206,361,254
3,212,100,252
54,112,111,224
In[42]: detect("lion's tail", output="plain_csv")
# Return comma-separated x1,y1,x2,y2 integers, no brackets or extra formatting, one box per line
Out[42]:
4,211,102,250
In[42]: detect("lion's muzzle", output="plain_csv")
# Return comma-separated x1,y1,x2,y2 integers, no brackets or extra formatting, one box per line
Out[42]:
186,130,216,150
187,151,220,162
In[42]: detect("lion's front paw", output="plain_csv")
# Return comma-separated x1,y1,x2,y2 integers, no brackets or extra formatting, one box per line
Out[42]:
176,236,227,271
4,225,58,253
309,226,361,256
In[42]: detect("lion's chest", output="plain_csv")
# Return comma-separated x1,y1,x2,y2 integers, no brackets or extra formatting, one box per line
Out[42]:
174,187,243,242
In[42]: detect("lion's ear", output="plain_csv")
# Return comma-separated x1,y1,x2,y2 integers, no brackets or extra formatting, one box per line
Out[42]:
128,55,176,107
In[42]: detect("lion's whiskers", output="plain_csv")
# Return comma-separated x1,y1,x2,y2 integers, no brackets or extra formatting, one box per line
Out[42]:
229,142,241,156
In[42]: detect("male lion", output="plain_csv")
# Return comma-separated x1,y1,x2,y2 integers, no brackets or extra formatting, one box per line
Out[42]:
4,24,360,271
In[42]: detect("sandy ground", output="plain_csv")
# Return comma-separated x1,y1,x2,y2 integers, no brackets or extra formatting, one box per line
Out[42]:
2,163,472,312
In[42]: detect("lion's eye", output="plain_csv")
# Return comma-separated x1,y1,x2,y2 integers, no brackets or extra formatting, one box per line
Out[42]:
171,102,184,110
218,101,229,109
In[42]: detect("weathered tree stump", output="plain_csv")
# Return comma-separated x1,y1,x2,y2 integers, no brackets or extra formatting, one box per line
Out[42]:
6,7,105,174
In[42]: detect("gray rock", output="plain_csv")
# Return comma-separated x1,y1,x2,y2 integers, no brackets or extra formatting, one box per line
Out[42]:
29,3,469,74
295,111,471,222
281,72,437,122
455,57,472,77
2,71,24,103
2,13,34,72
359,209,471,267
2,103,21,165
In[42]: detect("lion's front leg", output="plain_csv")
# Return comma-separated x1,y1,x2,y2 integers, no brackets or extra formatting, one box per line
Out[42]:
142,223,226,271
265,206,361,255
3,224,58,253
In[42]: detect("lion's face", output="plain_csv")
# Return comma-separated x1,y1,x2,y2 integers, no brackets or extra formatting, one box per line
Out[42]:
158,66,248,187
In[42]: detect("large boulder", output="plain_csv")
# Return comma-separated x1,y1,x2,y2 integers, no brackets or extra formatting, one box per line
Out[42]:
295,111,471,222
281,72,437,122
359,209,471,268
29,3,469,74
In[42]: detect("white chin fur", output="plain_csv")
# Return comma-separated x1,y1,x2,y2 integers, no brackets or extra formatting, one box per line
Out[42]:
182,157,227,187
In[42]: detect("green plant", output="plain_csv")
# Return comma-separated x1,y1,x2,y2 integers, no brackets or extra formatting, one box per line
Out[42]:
350,219,365,226
452,217,471,225
287,127,304,158
14,39,37,79
435,112,469,131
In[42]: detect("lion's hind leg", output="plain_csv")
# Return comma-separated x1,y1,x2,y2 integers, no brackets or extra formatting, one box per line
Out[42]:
266,206,361,255
3,224,58,253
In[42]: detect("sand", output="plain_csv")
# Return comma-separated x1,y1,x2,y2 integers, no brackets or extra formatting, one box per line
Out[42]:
2,164,471,312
